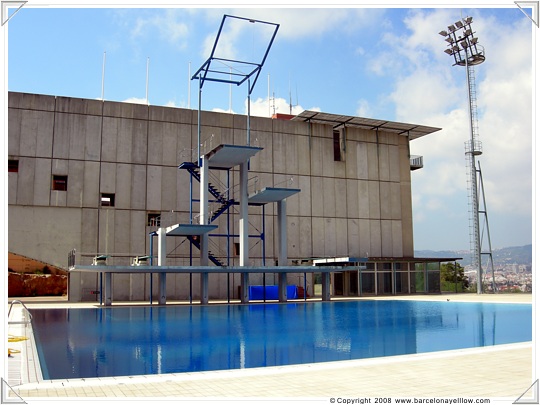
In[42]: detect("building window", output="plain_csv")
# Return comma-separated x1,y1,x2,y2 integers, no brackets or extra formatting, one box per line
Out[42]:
8,160,19,173
52,175,68,191
333,129,345,161
233,242,240,256
147,213,161,226
100,193,115,207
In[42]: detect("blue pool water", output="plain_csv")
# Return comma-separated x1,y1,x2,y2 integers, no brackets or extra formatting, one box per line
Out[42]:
30,300,532,380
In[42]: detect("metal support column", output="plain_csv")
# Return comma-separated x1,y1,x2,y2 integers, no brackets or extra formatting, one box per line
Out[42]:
199,155,210,304
239,161,249,303
104,272,112,306
321,272,331,301
277,199,288,302
157,227,167,305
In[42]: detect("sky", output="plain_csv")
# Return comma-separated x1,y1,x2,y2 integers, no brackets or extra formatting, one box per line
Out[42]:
2,0,537,253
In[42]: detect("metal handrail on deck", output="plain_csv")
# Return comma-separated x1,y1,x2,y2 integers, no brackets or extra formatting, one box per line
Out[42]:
8,300,33,325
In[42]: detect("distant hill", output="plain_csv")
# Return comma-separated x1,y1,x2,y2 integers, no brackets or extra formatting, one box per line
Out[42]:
415,244,532,267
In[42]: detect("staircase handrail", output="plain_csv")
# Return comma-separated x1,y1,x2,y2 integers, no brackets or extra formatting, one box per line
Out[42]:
8,300,33,325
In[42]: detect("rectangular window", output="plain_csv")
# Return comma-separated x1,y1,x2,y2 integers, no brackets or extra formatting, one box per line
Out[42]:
52,175,68,191
100,193,115,207
147,213,161,226
333,129,345,161
8,160,19,173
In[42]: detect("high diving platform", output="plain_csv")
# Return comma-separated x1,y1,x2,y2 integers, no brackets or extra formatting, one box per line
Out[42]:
68,140,341,306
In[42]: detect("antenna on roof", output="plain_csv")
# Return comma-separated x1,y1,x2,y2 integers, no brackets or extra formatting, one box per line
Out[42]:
188,61,191,109
146,57,150,105
101,51,106,101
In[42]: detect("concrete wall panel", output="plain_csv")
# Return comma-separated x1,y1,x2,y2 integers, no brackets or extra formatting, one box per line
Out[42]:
322,177,336,217
8,92,56,111
131,165,147,210
115,164,132,209
367,143,379,180
356,142,368,180
357,180,369,218
81,208,99,256
347,219,360,256
378,143,390,181
346,179,359,219
388,144,400,182
33,158,51,206
297,175,311,217
368,181,380,219
358,219,371,258
392,220,403,257
369,219,382,257
8,206,82,269
324,217,337,257
98,209,115,257
149,105,192,124
103,101,148,120
67,159,84,207
101,117,118,162
381,219,393,257
336,218,348,256
100,162,116,194
335,178,347,218
161,166,177,211
379,181,391,219
16,157,34,205
8,172,18,204
83,161,100,208
146,166,162,211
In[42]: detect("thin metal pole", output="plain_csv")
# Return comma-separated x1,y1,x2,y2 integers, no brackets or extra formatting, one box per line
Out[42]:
101,51,106,101
145,57,149,105
478,161,497,292
149,232,154,304
188,61,191,109
197,75,202,166
247,78,251,145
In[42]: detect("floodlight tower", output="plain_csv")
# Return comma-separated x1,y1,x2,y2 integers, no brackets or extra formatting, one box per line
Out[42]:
439,16,490,294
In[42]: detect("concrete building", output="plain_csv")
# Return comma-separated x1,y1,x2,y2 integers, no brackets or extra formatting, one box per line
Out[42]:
7,91,454,302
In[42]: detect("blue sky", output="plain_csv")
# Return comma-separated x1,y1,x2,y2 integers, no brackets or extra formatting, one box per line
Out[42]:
2,1,536,252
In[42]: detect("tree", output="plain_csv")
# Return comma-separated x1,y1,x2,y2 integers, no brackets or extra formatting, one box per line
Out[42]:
441,262,469,290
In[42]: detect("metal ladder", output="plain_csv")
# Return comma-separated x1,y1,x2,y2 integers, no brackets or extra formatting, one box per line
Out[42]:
8,300,33,325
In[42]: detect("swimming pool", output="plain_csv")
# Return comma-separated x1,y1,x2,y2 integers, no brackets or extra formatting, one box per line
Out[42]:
30,300,532,380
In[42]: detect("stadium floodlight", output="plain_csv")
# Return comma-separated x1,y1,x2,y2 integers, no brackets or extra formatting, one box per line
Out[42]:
439,15,492,295
439,30,448,36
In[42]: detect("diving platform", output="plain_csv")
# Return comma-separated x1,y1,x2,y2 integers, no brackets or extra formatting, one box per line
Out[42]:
68,264,355,306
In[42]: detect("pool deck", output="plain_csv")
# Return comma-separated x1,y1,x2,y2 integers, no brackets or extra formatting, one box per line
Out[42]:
5,293,536,402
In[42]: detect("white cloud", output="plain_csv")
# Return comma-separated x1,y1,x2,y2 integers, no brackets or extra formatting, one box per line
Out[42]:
247,96,313,117
128,9,191,49
377,9,532,249
356,99,372,117
123,97,148,105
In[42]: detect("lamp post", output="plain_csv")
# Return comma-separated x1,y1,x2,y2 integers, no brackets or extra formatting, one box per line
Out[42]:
439,16,486,293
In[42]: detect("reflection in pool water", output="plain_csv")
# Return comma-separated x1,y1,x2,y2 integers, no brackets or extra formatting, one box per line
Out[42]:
30,300,532,380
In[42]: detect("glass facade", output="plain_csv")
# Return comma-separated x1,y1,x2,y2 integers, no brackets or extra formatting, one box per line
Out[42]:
321,260,445,297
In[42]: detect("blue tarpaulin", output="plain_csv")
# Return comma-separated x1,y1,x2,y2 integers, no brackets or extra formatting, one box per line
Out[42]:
248,285,297,300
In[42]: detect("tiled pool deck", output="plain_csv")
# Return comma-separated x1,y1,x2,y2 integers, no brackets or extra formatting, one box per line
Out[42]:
5,294,536,401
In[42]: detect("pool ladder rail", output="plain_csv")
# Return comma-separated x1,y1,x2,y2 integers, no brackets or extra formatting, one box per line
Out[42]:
8,300,33,325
